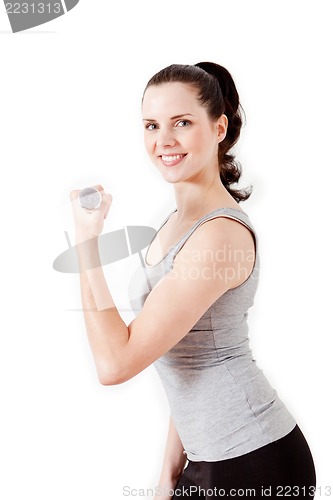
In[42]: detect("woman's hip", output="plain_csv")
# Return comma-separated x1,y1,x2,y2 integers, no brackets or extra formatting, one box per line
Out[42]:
172,425,316,499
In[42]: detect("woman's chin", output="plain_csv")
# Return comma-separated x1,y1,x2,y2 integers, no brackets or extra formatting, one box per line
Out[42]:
161,174,183,184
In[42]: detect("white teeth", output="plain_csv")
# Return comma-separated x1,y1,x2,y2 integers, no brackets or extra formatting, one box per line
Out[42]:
161,154,185,162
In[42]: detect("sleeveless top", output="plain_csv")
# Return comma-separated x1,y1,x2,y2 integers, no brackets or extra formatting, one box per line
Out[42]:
128,207,296,461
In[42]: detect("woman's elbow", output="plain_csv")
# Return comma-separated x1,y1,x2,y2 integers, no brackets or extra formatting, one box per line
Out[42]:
97,365,128,386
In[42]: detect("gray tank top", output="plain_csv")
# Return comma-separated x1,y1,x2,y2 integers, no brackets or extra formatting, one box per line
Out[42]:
128,207,296,461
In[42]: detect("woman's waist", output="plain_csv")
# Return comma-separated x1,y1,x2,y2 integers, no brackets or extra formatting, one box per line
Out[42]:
155,342,253,368
154,357,280,419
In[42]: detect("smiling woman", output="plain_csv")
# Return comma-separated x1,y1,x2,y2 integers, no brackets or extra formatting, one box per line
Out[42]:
142,82,229,186
141,63,249,204
69,62,316,500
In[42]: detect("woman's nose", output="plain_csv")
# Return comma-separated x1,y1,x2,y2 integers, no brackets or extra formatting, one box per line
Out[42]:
156,128,177,148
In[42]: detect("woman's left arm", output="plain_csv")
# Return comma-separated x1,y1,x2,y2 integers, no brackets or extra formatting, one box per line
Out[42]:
70,186,255,386
70,186,131,385
76,238,130,385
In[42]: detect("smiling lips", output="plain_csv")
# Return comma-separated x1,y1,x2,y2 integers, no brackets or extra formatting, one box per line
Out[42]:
159,153,187,167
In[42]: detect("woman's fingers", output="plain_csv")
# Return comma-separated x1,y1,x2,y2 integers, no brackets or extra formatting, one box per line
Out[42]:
69,189,81,202
92,184,105,194
103,193,113,219
103,193,112,207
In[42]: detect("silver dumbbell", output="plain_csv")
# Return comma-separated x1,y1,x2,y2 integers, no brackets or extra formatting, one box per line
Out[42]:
78,187,102,210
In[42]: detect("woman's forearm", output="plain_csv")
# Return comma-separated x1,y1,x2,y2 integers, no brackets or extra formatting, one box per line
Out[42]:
76,235,129,385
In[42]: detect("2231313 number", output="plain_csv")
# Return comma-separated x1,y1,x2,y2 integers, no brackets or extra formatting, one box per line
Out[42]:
275,485,331,497
5,3,61,14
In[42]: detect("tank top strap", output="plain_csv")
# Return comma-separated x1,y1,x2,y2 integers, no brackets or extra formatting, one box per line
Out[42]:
166,207,258,265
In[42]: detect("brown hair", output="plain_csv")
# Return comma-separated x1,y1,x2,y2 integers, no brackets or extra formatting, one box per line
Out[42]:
143,62,252,202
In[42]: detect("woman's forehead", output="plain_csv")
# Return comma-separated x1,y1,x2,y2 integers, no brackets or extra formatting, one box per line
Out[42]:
142,82,202,117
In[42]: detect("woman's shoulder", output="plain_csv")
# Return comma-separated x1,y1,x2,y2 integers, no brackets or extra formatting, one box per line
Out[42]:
170,215,255,290
185,214,253,251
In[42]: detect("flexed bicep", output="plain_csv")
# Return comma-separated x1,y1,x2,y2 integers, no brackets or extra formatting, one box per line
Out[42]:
121,217,255,383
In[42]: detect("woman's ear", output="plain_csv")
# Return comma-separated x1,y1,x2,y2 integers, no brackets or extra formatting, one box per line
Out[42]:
217,114,228,142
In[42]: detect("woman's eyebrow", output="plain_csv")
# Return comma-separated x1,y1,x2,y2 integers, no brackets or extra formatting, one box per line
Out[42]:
170,113,195,120
142,113,195,121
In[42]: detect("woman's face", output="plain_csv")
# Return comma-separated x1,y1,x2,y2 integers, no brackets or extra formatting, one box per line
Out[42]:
141,82,227,184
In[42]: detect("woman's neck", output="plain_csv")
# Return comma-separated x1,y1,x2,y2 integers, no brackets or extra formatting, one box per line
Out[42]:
173,180,237,224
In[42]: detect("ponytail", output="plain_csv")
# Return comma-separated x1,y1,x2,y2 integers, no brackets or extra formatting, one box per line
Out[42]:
194,62,252,202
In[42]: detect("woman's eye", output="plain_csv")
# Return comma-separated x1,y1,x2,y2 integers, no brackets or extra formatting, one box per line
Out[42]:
145,123,158,131
176,120,191,127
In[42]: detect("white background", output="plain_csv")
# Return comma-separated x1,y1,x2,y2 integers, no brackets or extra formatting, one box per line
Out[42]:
0,1,332,498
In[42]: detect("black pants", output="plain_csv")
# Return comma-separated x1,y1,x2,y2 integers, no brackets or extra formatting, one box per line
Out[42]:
172,425,316,499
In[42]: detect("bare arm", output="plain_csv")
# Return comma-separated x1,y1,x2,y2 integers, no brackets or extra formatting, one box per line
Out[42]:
154,415,187,500
70,186,255,385
76,237,129,384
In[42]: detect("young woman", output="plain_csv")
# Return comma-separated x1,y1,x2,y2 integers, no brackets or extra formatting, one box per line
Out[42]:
70,63,316,499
